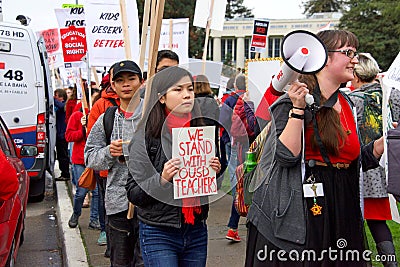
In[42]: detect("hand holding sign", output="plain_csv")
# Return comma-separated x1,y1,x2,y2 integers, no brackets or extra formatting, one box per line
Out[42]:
161,158,181,185
209,156,221,173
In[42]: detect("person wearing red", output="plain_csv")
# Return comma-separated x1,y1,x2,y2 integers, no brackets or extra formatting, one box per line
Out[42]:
0,149,19,201
66,90,101,231
126,66,222,266
65,86,78,125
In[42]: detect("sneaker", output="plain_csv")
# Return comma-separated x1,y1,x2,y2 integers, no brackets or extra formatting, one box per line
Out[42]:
68,214,79,228
97,231,107,246
88,220,101,230
55,176,70,181
225,229,241,242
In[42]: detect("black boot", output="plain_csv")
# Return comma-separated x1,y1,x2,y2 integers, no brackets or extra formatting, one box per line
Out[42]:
376,241,398,267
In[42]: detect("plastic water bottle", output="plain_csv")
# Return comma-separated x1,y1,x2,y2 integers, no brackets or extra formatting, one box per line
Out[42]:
245,151,257,173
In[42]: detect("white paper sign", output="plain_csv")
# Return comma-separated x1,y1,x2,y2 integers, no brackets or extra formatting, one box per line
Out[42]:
172,126,217,199
193,0,227,31
84,0,140,67
246,59,281,109
55,7,86,28
186,59,223,88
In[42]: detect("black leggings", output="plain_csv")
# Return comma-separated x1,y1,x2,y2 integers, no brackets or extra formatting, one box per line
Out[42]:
366,219,393,244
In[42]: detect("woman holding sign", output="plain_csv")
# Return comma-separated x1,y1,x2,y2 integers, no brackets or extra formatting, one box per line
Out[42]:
126,66,223,267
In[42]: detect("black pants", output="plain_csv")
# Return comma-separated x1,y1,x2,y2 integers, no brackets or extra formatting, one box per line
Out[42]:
56,137,70,178
108,209,143,267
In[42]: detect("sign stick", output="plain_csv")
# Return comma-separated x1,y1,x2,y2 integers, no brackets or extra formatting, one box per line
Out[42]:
255,52,260,59
201,0,215,74
78,69,88,117
142,0,165,117
91,67,99,87
139,0,151,70
168,19,173,49
120,0,132,60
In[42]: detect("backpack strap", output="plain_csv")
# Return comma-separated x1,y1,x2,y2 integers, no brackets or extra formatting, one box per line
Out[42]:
103,106,118,145
108,98,118,106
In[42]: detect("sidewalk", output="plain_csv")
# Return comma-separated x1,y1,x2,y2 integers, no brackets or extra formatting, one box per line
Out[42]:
57,180,247,267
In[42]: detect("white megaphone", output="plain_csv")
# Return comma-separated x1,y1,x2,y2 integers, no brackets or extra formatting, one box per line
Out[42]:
270,30,328,105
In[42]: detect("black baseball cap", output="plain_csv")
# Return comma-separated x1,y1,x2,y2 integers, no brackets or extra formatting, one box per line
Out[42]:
112,60,142,81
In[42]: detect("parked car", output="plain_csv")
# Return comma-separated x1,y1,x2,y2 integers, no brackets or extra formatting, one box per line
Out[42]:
0,116,35,267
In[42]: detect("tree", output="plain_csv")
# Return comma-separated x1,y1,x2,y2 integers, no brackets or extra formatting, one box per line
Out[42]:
302,0,344,17
225,0,254,19
339,0,400,71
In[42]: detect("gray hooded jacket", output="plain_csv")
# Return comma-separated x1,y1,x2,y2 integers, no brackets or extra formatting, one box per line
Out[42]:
84,100,143,215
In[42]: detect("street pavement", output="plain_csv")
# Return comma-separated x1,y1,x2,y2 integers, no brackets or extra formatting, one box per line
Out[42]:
56,180,247,267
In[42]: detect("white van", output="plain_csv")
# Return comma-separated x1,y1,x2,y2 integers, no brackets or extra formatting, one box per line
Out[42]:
0,21,56,200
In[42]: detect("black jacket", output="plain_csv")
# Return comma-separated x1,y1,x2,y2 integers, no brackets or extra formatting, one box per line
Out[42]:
126,117,225,228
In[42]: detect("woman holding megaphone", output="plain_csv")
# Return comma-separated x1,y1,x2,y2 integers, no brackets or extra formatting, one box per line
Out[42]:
245,30,385,266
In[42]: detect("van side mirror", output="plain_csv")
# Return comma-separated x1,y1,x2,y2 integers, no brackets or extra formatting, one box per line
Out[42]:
19,145,38,157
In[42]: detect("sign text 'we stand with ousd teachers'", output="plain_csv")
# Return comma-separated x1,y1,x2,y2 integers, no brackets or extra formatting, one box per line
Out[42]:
172,126,217,199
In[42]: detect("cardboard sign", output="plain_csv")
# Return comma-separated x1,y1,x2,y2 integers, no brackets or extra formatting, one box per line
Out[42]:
193,0,227,31
250,20,269,53
172,126,217,199
59,26,87,63
84,0,140,67
38,28,60,54
246,58,281,109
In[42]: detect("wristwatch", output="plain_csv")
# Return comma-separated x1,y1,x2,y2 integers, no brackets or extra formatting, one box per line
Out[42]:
289,109,304,120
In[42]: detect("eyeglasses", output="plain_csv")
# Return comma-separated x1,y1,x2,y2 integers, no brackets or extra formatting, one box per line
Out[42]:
328,49,358,59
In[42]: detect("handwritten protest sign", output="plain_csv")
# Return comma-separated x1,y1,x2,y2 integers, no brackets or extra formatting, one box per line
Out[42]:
172,126,217,199
84,0,140,67
55,7,86,28
38,28,60,54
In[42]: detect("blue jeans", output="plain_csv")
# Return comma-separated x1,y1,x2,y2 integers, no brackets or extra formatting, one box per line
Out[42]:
72,164,99,223
139,221,208,267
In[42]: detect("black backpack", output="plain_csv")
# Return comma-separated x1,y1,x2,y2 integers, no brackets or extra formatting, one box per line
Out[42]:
103,106,118,145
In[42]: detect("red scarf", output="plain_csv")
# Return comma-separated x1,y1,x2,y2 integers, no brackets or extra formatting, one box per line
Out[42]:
165,108,202,225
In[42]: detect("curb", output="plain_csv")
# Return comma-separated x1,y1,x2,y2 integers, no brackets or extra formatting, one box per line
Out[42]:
56,181,89,267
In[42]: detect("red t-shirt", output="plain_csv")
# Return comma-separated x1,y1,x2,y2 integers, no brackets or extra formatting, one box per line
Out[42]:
305,94,360,163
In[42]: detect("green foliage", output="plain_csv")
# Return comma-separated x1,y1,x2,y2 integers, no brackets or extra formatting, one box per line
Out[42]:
339,0,400,71
226,0,254,19
302,0,344,17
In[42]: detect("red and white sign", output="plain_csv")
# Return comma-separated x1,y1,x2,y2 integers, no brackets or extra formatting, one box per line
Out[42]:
38,28,60,54
172,126,217,199
250,20,269,53
59,26,87,63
